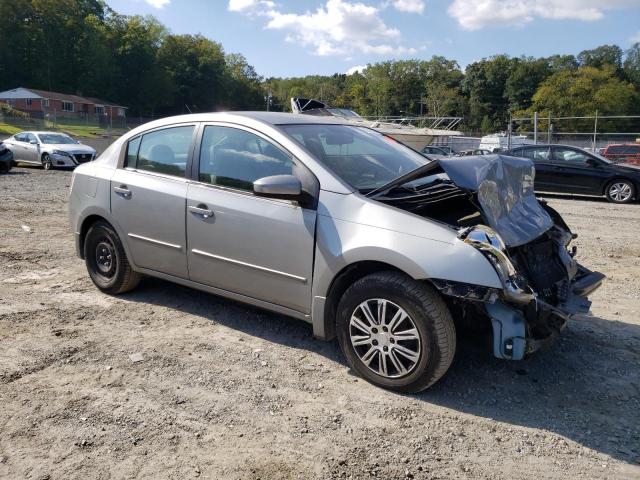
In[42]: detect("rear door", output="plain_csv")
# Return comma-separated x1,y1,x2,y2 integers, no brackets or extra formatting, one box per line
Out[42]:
185,124,317,313
514,146,556,191
110,124,197,278
550,146,603,194
9,134,29,162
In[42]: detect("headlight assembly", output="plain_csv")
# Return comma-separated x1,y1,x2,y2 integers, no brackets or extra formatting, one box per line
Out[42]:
460,225,534,304
51,150,73,158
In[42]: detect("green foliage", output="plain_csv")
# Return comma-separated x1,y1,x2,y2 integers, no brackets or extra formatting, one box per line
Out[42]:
0,0,265,115
0,0,639,129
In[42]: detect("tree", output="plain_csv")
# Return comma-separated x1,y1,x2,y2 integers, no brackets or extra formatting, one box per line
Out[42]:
531,66,637,117
505,58,551,111
462,55,517,130
623,43,640,89
157,34,226,113
578,45,623,70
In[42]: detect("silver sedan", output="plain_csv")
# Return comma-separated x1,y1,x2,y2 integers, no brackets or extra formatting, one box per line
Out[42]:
4,131,95,170
69,112,604,392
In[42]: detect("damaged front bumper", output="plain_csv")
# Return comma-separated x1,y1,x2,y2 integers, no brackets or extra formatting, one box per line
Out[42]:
434,220,605,361
434,266,604,360
487,266,604,360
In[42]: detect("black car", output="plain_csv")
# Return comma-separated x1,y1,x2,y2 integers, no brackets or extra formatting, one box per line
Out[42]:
505,144,640,204
421,145,451,156
0,141,13,173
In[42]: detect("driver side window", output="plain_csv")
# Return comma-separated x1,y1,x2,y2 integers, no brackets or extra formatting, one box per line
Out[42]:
198,126,294,191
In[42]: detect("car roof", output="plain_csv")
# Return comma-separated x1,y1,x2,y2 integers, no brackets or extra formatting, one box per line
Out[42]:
16,131,71,136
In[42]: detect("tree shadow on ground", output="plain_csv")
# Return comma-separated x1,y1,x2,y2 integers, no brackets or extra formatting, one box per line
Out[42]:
123,276,640,465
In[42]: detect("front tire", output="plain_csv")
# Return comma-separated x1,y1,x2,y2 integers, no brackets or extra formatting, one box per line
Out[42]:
84,221,141,294
336,272,456,393
41,153,53,171
606,180,635,203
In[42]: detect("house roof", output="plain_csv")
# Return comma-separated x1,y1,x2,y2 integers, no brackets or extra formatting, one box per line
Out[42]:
0,87,126,109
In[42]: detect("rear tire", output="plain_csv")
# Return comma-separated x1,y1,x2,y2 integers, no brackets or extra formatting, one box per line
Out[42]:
41,153,53,171
336,271,456,393
605,179,635,203
84,221,141,294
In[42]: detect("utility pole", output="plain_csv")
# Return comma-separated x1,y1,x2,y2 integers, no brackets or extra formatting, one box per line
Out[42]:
593,110,598,151
265,91,272,111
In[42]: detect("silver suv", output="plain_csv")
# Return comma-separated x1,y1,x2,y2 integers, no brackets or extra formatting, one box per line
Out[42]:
69,112,604,392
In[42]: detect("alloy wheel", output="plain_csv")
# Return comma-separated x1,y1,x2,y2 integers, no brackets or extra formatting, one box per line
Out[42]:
609,182,633,202
349,298,422,379
42,154,52,171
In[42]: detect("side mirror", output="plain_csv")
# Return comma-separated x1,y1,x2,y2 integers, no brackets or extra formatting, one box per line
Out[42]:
586,158,599,167
253,175,302,199
29,140,38,145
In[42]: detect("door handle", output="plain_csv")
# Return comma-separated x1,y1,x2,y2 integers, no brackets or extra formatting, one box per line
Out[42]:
188,204,214,219
113,185,132,197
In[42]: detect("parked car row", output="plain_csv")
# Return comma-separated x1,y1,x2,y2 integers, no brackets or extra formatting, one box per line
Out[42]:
1,131,96,171
504,144,640,204
420,142,640,204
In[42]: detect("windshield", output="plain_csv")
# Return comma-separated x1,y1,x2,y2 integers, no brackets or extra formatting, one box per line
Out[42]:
280,124,430,191
327,108,361,118
38,134,76,145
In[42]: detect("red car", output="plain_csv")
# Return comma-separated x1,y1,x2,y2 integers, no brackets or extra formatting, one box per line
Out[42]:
601,144,640,165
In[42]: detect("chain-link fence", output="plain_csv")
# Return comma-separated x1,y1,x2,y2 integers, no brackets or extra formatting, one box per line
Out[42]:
509,112,640,152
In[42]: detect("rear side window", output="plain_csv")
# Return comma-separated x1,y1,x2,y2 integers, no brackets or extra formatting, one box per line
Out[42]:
125,125,194,177
198,126,294,191
520,147,550,162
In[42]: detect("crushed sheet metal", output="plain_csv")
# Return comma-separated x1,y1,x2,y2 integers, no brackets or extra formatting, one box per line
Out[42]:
438,154,554,247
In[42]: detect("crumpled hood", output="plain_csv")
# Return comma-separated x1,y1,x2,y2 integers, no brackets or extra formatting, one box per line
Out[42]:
438,154,554,247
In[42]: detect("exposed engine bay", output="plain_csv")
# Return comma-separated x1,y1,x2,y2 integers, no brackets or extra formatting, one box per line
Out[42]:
371,154,605,360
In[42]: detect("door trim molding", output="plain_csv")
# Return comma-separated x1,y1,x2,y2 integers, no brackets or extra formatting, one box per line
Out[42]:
191,248,307,283
128,233,182,250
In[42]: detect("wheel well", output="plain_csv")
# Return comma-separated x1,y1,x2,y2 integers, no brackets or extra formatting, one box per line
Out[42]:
322,261,407,340
78,215,109,259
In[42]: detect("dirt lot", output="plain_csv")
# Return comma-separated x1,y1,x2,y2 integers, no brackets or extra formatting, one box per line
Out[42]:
1,166,639,480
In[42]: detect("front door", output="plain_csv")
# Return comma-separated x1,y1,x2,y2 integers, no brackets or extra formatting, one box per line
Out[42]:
550,146,604,194
110,124,197,279
23,133,39,162
186,124,317,313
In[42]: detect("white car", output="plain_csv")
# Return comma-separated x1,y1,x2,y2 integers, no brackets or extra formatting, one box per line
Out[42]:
4,131,96,170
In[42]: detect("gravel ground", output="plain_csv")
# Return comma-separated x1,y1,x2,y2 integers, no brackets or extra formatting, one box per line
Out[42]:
0,166,639,480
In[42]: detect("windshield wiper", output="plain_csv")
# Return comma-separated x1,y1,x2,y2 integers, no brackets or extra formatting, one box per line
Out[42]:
364,162,439,199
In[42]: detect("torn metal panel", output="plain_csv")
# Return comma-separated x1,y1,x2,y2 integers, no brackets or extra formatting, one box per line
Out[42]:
438,154,554,247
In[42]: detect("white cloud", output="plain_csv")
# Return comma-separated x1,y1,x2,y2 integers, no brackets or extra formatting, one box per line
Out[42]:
391,0,425,13
448,0,640,30
229,0,416,56
346,65,367,74
228,0,274,12
631,31,640,44
145,0,170,8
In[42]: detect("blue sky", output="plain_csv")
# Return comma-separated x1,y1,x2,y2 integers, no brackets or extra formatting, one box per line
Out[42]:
108,0,640,77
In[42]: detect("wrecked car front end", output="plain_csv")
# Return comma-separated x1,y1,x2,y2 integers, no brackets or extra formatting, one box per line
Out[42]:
374,154,604,360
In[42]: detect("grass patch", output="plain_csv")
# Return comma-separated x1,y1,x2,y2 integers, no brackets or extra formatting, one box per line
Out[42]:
0,123,23,136
0,121,127,138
